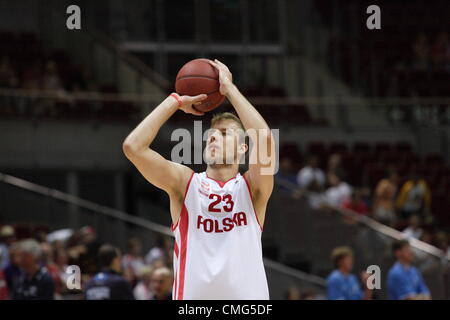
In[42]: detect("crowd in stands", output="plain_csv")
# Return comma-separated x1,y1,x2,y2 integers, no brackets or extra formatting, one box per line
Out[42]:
324,241,430,300
0,31,138,120
276,141,450,260
0,224,174,300
319,0,450,102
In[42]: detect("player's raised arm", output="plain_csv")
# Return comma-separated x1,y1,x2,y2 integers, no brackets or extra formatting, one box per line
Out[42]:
209,59,276,202
122,93,206,197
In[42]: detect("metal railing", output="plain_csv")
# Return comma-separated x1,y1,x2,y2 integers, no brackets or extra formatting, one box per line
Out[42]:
0,173,326,299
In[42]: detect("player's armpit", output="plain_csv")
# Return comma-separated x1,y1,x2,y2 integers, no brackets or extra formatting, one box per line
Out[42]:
123,145,193,197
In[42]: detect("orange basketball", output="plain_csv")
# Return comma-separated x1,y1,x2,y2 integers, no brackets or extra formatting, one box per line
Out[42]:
175,58,225,112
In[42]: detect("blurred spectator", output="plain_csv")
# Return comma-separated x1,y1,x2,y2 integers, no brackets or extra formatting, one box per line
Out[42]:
372,169,399,226
327,153,347,182
12,239,55,300
296,155,326,190
54,247,70,293
0,225,15,270
121,238,145,286
37,60,65,116
411,33,430,71
84,244,134,300
285,286,301,300
149,267,172,300
145,235,170,266
133,266,154,300
41,60,64,92
40,242,63,297
3,243,22,294
387,240,430,300
430,32,449,68
342,189,369,215
0,269,8,300
396,172,432,222
275,157,298,192
326,246,372,300
76,226,102,275
402,215,423,240
324,172,352,207
434,232,449,256
0,56,19,88
301,291,318,300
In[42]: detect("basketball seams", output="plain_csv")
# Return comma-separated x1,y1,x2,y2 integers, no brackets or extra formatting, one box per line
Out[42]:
176,75,219,81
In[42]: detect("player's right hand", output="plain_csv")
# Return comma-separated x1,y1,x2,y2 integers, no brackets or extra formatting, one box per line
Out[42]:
176,93,207,116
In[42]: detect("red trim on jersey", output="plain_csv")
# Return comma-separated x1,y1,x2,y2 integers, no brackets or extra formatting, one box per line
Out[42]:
206,173,238,188
174,240,179,258
243,173,264,231
177,203,189,300
171,171,195,231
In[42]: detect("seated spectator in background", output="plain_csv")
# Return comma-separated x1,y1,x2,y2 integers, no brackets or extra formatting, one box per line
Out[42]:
275,157,298,192
41,60,64,93
77,226,102,276
145,235,170,266
12,239,55,300
84,244,134,300
326,247,372,300
0,269,8,300
324,172,352,208
372,169,399,227
54,247,70,294
297,155,326,190
434,232,449,257
342,189,369,215
37,59,66,117
387,240,430,300
430,32,449,69
3,243,22,294
40,242,62,298
0,56,19,88
133,266,154,300
149,267,172,300
402,215,423,240
396,172,432,222
121,238,145,287
0,225,15,270
285,287,301,300
327,153,347,182
411,33,430,71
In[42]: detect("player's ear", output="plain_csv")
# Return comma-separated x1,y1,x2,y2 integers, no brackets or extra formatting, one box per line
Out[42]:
239,143,248,155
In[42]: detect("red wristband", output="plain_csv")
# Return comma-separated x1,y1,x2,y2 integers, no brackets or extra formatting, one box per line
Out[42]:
170,93,183,108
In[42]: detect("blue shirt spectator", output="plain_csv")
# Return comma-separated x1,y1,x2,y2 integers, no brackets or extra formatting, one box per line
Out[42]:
327,270,363,300
387,262,430,300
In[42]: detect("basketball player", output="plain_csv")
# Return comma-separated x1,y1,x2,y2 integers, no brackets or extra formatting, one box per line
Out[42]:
123,59,275,299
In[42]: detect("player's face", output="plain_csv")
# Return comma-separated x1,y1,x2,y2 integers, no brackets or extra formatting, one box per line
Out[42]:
205,119,246,165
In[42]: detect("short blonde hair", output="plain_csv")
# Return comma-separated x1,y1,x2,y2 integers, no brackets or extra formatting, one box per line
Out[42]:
331,246,353,268
210,112,247,145
211,112,244,131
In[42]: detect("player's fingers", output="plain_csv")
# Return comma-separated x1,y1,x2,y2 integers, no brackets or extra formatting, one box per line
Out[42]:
190,106,205,116
215,59,228,69
191,94,207,103
208,60,219,69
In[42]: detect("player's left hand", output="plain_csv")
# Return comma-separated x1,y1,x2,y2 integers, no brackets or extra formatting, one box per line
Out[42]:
209,59,233,96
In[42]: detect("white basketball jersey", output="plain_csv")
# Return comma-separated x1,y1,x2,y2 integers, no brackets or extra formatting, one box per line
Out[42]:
171,171,269,300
